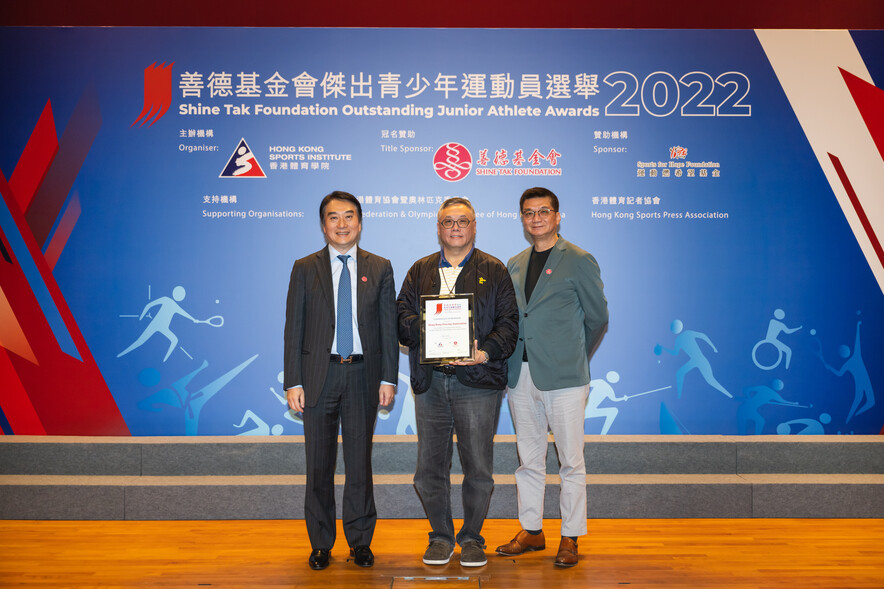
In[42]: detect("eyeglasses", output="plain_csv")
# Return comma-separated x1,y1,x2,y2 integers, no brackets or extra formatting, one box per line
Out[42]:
521,208,555,220
439,217,474,229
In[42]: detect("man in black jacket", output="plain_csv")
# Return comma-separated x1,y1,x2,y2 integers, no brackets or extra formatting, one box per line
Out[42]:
398,197,518,568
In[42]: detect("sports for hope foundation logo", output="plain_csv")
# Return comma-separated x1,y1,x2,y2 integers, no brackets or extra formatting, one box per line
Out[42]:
433,142,472,182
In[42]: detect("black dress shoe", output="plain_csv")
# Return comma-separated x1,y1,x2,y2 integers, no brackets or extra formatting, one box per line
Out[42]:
350,545,374,567
309,548,330,570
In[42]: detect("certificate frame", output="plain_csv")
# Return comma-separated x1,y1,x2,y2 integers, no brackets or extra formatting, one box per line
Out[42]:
419,293,475,365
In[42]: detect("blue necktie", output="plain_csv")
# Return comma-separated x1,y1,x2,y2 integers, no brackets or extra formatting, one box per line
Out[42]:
336,254,353,358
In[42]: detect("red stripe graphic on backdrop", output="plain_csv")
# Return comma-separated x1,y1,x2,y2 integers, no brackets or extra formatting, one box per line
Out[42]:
0,283,38,364
0,102,129,435
0,223,11,263
25,83,101,248
8,100,58,213
840,68,884,163
132,61,174,127
756,30,884,293
0,348,45,434
829,153,884,270
44,192,81,270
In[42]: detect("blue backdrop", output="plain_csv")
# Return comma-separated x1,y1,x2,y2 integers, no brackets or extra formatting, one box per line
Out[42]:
1,28,881,436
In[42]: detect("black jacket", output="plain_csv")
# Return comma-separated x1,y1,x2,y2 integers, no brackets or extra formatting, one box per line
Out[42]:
397,248,519,394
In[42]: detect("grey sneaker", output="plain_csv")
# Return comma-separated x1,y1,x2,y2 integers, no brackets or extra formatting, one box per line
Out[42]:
460,540,487,567
422,540,454,565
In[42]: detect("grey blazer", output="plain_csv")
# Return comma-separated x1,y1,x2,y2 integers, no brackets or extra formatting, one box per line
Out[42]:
283,246,398,407
507,236,608,391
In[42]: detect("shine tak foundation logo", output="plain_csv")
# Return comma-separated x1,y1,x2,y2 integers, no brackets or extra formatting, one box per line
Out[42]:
432,142,472,182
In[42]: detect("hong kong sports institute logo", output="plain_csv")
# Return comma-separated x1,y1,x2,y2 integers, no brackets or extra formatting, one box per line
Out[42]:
433,142,472,182
220,138,267,178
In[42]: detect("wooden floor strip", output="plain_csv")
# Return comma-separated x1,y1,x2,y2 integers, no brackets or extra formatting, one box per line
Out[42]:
0,518,882,587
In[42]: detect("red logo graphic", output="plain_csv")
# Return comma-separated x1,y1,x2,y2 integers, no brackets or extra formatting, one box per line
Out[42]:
435,303,444,314
433,142,472,182
220,138,267,178
132,62,174,128
669,146,688,159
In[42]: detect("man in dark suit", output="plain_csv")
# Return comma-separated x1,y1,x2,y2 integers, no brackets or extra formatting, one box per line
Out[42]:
284,191,398,570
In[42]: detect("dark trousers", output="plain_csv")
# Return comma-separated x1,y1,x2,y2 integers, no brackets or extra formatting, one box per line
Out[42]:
303,361,377,550
414,370,502,547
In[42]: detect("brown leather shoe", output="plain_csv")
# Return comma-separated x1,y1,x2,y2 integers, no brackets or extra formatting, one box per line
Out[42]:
554,537,578,567
495,530,546,555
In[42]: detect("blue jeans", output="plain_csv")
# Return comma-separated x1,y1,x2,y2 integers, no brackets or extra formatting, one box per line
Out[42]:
414,370,502,547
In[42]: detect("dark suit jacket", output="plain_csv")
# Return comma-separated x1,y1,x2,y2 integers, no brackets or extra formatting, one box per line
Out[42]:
283,246,398,407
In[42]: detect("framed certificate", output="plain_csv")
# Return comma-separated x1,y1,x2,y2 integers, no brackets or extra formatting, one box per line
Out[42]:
420,293,475,364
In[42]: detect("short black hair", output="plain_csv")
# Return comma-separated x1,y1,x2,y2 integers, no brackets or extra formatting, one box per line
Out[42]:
519,187,559,213
319,191,362,222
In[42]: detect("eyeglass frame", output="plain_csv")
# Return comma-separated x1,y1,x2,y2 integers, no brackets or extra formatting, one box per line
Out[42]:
520,207,555,220
438,217,474,229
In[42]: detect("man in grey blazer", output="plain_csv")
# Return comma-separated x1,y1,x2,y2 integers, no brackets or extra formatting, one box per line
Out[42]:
496,187,608,568
284,191,398,571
